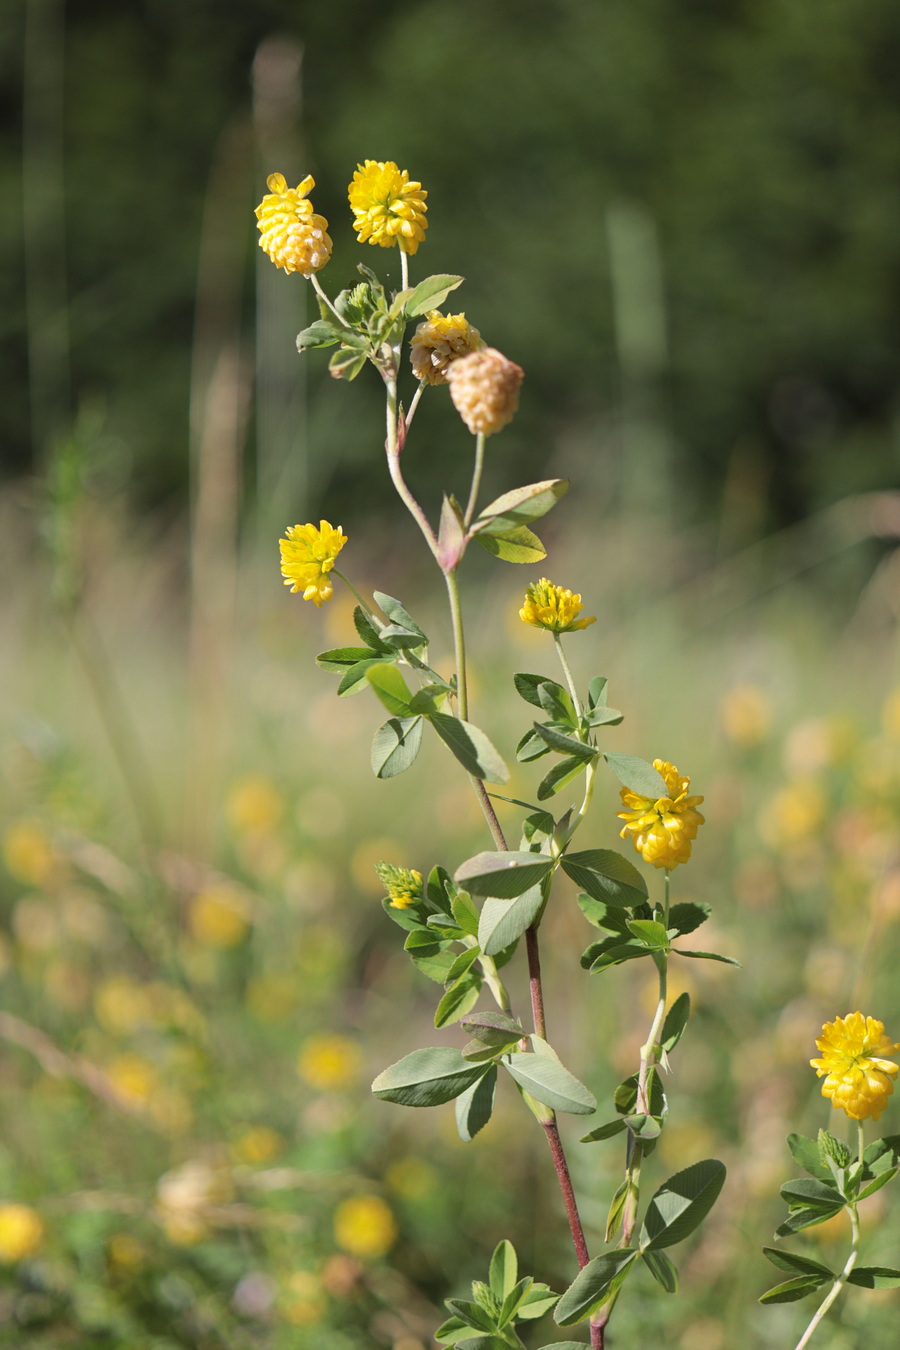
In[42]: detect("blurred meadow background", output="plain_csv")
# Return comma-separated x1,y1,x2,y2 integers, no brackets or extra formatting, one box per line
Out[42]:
4,0,900,1346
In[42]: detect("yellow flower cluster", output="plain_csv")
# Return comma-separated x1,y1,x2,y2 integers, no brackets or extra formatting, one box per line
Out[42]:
348,160,428,254
811,1012,899,1121
333,1194,397,1258
519,579,596,634
618,760,705,870
374,862,423,909
279,521,347,607
446,346,524,437
409,311,484,385
255,173,332,276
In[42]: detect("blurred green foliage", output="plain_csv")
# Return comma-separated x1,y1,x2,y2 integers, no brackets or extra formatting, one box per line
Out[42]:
5,0,900,528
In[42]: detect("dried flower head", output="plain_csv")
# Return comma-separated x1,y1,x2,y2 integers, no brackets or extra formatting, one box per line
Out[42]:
255,173,332,276
811,1012,900,1121
348,160,427,254
519,579,596,634
374,861,424,910
618,760,705,870
409,311,484,385
446,347,524,436
279,521,347,607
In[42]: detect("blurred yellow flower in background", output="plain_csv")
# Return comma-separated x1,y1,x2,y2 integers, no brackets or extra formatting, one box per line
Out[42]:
231,1125,284,1166
106,1054,159,1108
618,760,705,870
107,1232,146,1272
279,521,347,607
226,776,284,835
188,884,252,948
348,160,427,254
298,1033,361,1091
2,820,56,886
519,579,595,634
409,311,484,385
94,976,150,1036
0,1204,43,1262
254,172,332,276
811,1012,899,1121
719,684,771,748
758,777,825,852
282,1270,326,1326
333,1194,397,1258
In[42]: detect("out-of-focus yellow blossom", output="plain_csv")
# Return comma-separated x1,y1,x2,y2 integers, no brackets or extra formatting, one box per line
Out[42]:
719,684,771,748
618,760,705,870
348,160,427,254
446,346,524,436
1,820,56,886
255,172,332,276
758,777,825,851
231,1125,284,1166
374,861,423,910
409,311,484,385
298,1033,362,1091
282,1270,326,1326
519,579,596,634
333,1194,397,1258
811,1012,899,1121
95,976,151,1036
881,687,900,742
246,973,297,1022
226,776,284,834
107,1233,146,1272
385,1157,438,1201
279,520,347,607
188,884,252,948
106,1054,159,1108
0,1204,43,1262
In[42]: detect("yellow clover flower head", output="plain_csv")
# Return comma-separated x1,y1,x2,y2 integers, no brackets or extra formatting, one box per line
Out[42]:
0,1204,44,1263
617,760,706,870
811,1012,900,1121
374,861,423,910
519,579,596,634
409,311,485,386
446,346,524,437
255,172,333,277
348,160,428,255
333,1194,398,1258
279,520,348,607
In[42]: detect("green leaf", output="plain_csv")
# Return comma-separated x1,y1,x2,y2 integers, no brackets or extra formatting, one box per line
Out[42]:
858,1166,898,1199
762,1248,834,1279
503,1037,597,1115
488,1239,518,1303
588,939,655,972
580,1118,628,1143
372,591,427,640
759,1276,826,1305
455,1065,497,1142
473,479,569,531
514,673,563,709
438,494,467,571
788,1134,833,1183
536,1344,591,1349
667,903,712,937
675,949,741,967
445,947,481,983
478,886,545,956
295,319,341,349
554,1250,638,1326
402,273,464,318
605,1177,629,1242
517,1283,559,1319
537,755,587,800
661,993,691,1054
780,1178,843,1210
604,753,668,798
641,1159,726,1251
847,1266,900,1288
627,918,670,949
443,1300,496,1334
452,891,481,936
498,1276,534,1328
373,1048,490,1108
475,524,547,564
614,1068,666,1118
455,851,555,898
775,1204,844,1238
430,712,509,783
408,948,458,983
576,894,632,934
316,645,376,672
434,1315,471,1344
454,1337,507,1350
461,1011,526,1045
532,722,597,761
587,676,608,708
371,716,424,778
367,663,414,715
536,682,577,722
434,972,483,1028
338,658,386,696
561,850,648,908
354,605,387,650
516,729,551,763
585,705,624,728
328,346,368,381
641,1249,678,1294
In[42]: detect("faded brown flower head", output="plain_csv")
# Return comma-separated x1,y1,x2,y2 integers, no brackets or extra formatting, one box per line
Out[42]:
446,347,524,437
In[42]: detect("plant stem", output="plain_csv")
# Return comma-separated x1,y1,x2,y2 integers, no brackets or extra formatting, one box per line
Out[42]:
445,568,469,720
384,377,440,560
463,431,486,528
400,249,409,292
553,632,583,718
332,568,377,619
404,380,426,428
309,271,343,323
793,1201,860,1350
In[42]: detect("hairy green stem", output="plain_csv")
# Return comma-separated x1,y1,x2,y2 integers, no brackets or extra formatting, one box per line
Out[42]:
310,271,343,323
553,632,583,718
793,1201,860,1350
384,378,440,559
463,431,486,528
